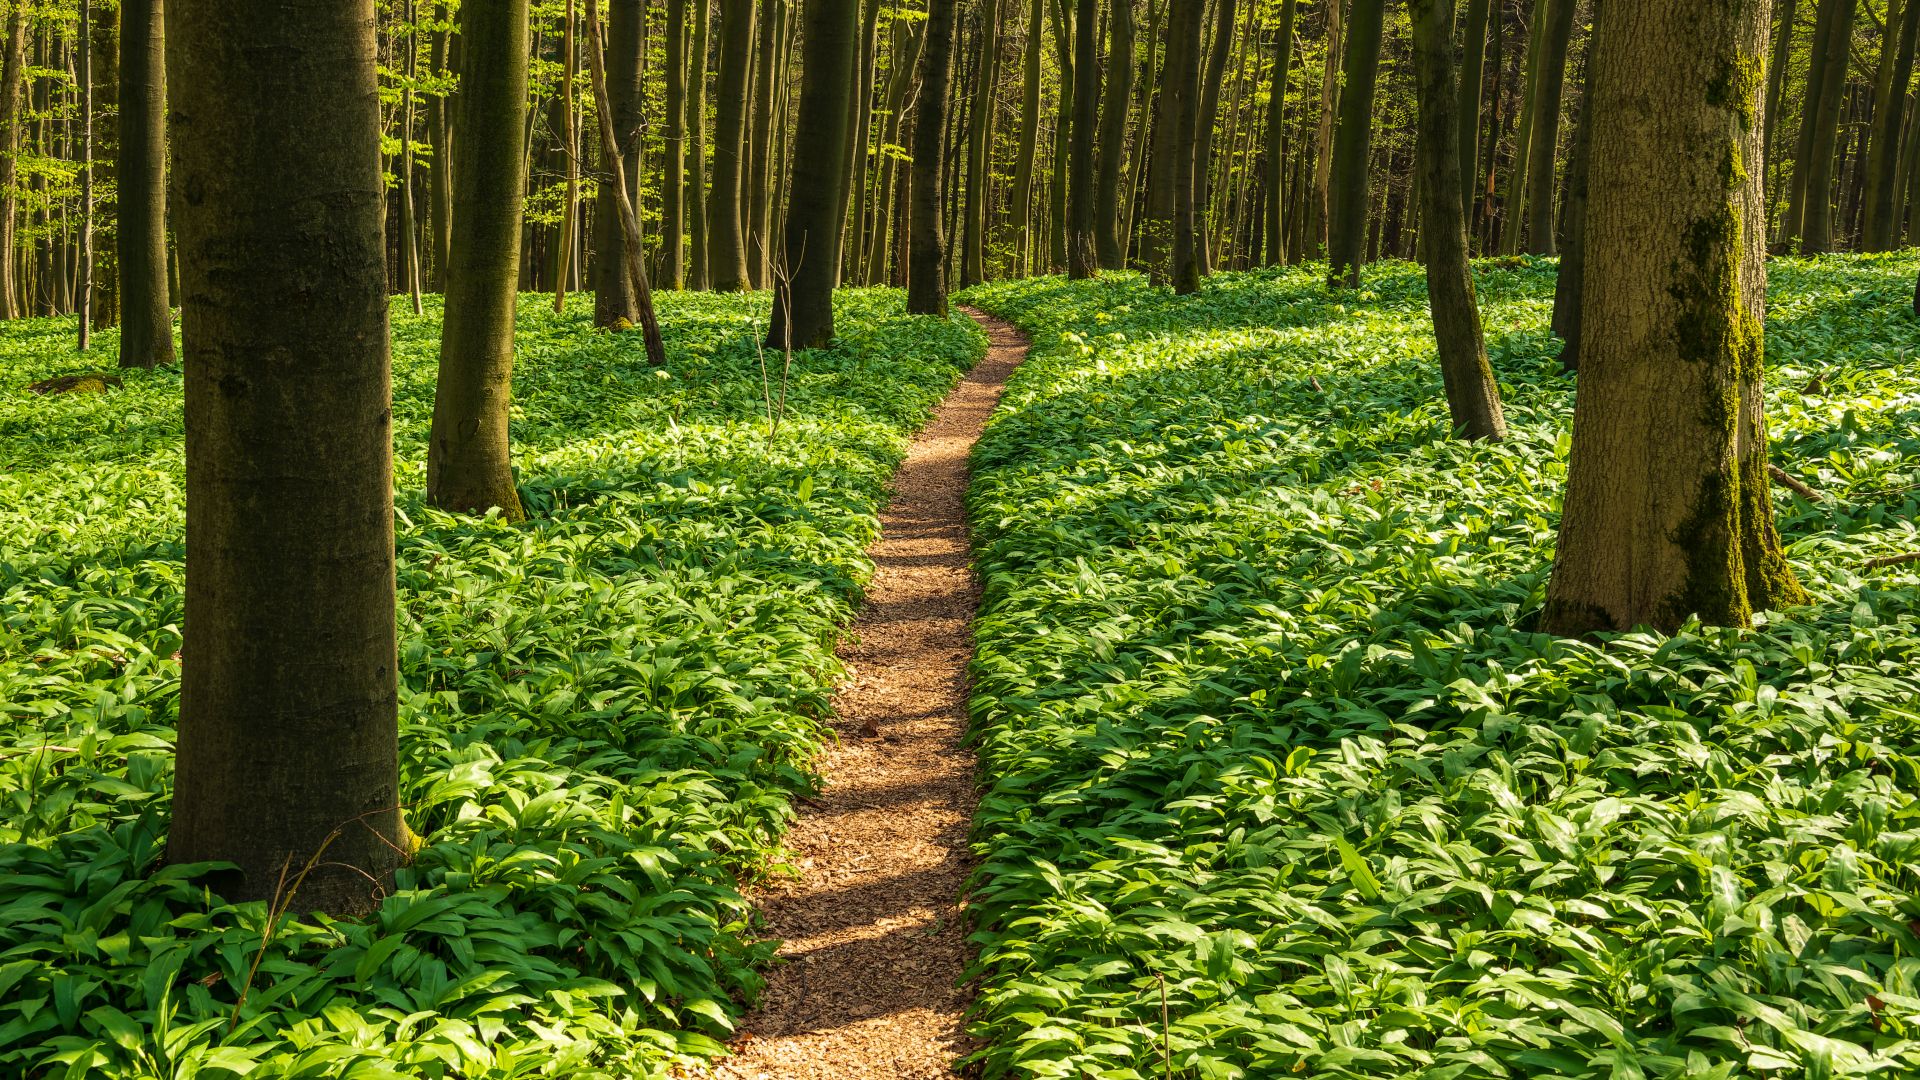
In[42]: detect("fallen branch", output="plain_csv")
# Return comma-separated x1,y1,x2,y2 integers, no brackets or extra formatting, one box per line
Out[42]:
1865,551,1920,571
1768,464,1821,502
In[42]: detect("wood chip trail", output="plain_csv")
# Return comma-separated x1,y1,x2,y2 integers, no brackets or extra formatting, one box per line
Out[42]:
710,309,1028,1079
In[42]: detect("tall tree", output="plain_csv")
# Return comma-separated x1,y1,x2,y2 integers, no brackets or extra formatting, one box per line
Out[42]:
769,0,858,347
960,0,1002,287
1066,0,1099,277
687,0,710,288
707,0,754,290
118,0,171,367
1169,0,1207,292
747,0,781,285
167,0,402,915
663,0,688,288
1521,0,1576,254
1788,0,1856,252
591,0,643,326
0,8,23,320
1192,0,1237,273
1007,0,1045,275
1863,0,1920,248
1499,1,1551,254
1455,0,1490,224
1408,0,1506,440
426,8,453,289
1551,27,1596,370
1143,0,1196,280
1327,0,1385,286
77,0,93,348
1307,0,1345,258
583,0,668,364
911,0,958,313
1542,0,1808,636
1094,0,1133,269
427,0,530,520
1761,0,1797,228
1263,0,1298,264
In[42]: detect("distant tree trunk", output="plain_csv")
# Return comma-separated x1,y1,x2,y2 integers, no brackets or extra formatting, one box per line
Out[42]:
1263,0,1298,264
0,10,23,320
168,0,402,916
961,0,1002,287
707,0,754,290
1124,0,1164,258
1047,0,1072,271
863,13,921,284
747,0,780,285
1308,0,1345,260
770,0,857,346
1093,0,1133,270
1456,0,1489,226
1796,0,1856,253
1410,0,1506,440
583,0,667,364
1521,0,1575,254
401,0,425,314
77,0,92,348
1192,0,1237,275
1144,0,1195,281
553,0,580,312
687,0,710,288
841,0,882,284
1552,19,1596,370
117,0,171,366
87,0,117,332
1169,0,1206,293
1066,0,1099,278
1863,0,1920,249
663,0,687,287
427,10,453,290
1006,0,1044,275
1761,0,1797,231
592,0,642,325
1327,0,1384,286
428,0,529,521
1543,0,1808,637
910,0,958,312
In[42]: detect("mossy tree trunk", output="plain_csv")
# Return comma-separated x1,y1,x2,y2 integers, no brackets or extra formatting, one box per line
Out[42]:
910,0,957,314
1327,0,1385,287
427,0,529,522
591,0,643,325
1263,0,1297,265
168,0,402,916
769,0,857,346
1066,0,1099,279
707,0,754,290
1409,0,1507,441
1542,0,1809,637
117,0,170,367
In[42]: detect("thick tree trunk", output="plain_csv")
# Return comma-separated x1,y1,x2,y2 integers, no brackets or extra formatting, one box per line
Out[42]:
707,0,754,290
1169,0,1206,293
1863,0,1920,249
1410,0,1506,441
770,0,857,346
960,0,1002,287
1095,0,1134,270
1521,0,1576,254
168,0,402,916
1264,0,1298,264
591,0,642,325
910,0,958,313
663,0,687,288
1543,0,1809,636
117,0,171,367
428,0,529,521
1327,0,1384,286
1066,0,1099,278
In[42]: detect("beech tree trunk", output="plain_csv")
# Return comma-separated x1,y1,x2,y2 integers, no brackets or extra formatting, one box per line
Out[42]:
1795,0,1856,252
960,0,1002,287
1006,0,1044,276
591,0,642,325
1327,0,1385,286
910,0,958,313
1543,0,1809,636
1263,0,1298,264
583,0,667,365
427,0,529,521
1066,0,1099,278
1521,0,1576,254
1144,0,1195,282
748,0,780,285
117,0,171,367
663,0,687,288
1410,0,1506,441
707,0,754,290
1307,0,1344,260
1863,0,1920,249
1456,0,1490,225
1169,0,1206,293
1192,0,1237,275
0,10,27,320
168,0,402,916
1553,22,1596,371
1095,0,1134,269
770,0,857,346
687,0,710,288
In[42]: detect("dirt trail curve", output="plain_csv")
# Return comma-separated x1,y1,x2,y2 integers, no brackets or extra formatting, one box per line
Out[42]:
708,309,1027,1079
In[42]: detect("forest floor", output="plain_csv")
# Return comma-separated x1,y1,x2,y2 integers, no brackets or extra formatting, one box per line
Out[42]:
710,310,1028,1079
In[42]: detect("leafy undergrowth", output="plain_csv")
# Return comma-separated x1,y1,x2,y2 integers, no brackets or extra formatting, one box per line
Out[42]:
959,256,1920,1079
0,291,984,1078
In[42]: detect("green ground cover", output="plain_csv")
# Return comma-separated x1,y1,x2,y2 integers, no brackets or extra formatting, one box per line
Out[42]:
959,256,1920,1079
0,291,983,1078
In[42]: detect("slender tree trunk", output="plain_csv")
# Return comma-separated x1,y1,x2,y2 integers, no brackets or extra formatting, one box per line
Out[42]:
1864,0,1920,248
1093,0,1135,269
1327,0,1384,286
168,0,402,916
1498,0,1548,253
1521,0,1575,254
1264,0,1298,264
77,0,92,348
428,0,529,521
1192,0,1237,275
1170,0,1206,292
1066,0,1100,277
770,0,857,346
1048,0,1072,271
1456,0,1490,226
401,0,425,314
1124,0,1164,260
583,0,667,363
117,0,171,366
88,0,117,331
1799,0,1856,252
1008,0,1045,275
1552,1,1597,369
707,0,754,289
1543,0,1808,636
554,0,580,311
961,0,1002,287
864,13,921,284
841,0,882,284
0,9,28,321
1308,0,1345,259
687,0,710,288
747,0,780,285
427,10,453,290
663,0,687,287
592,0,643,325
1144,0,1193,280
1761,0,1797,233
1410,0,1506,440
911,0,958,312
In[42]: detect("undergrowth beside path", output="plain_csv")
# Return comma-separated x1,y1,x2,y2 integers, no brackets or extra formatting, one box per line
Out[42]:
0,291,984,1077
959,256,1920,1079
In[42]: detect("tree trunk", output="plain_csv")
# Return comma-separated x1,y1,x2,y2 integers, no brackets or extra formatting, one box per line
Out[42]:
582,0,666,365
841,0,882,284
592,0,642,325
553,0,580,312
910,0,958,312
1521,0,1575,254
87,0,117,332
1143,0,1193,281
1308,0,1345,260
1006,0,1043,276
1761,0,1797,233
1047,0,1072,271
1092,0,1134,270
747,0,780,286
1124,0,1164,260
1498,0,1548,253
0,9,28,320
427,9,453,290
1542,0,1808,636
1327,0,1384,286
707,0,754,289
1410,0,1506,440
168,0,402,916
961,0,1002,287
770,0,857,346
1170,0,1206,293
1067,0,1099,277
663,0,687,288
428,0,529,521
1264,0,1298,264
117,0,171,366
1552,19,1596,370
1863,0,1920,248
1799,0,1856,253
1456,0,1490,226
1193,0,1238,276
77,0,92,348
687,0,710,288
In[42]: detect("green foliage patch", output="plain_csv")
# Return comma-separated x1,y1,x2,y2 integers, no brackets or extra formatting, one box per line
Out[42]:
0,290,984,1078
958,256,1920,1079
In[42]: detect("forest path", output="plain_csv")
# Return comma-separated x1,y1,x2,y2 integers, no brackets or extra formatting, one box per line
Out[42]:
709,309,1027,1079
